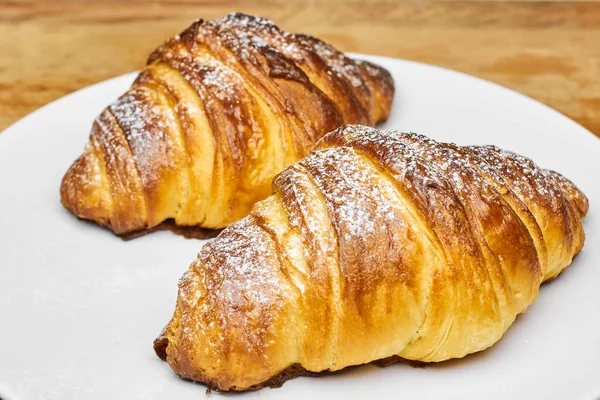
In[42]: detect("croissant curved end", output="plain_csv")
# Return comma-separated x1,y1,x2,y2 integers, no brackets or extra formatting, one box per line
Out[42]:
60,149,112,230
153,325,170,361
546,170,589,218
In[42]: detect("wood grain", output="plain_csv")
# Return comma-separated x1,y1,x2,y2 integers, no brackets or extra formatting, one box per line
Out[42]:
0,0,599,137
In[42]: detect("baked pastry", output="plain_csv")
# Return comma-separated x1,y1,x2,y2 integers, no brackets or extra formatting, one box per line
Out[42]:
154,125,587,391
59,13,394,237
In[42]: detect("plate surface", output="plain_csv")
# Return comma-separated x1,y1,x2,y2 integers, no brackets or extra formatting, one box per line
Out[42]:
1,54,599,400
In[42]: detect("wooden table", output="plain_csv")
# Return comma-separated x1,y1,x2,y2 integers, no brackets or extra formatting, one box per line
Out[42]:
1,0,599,137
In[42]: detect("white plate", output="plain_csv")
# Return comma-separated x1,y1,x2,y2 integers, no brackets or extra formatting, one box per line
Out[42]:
1,54,599,400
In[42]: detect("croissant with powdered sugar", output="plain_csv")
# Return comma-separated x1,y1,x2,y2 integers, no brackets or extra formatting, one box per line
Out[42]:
154,125,587,391
60,13,394,236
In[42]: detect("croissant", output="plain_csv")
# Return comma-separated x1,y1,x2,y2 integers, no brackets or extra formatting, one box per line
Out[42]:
59,13,394,236
154,125,588,391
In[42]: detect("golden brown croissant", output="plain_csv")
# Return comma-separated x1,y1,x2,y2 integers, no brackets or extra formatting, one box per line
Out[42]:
154,125,588,391
59,13,394,236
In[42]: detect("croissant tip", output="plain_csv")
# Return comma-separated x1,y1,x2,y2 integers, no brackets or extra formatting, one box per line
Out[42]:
153,334,169,361
545,170,589,219
60,153,112,230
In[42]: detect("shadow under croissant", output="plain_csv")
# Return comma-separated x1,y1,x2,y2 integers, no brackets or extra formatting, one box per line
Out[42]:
118,219,222,241
65,212,222,241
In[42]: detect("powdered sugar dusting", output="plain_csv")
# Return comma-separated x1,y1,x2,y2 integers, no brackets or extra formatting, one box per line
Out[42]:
466,145,553,203
209,13,377,124
390,133,494,202
161,43,261,169
190,216,284,353
275,166,332,257
109,88,173,186
308,39,365,89
219,12,276,29
212,13,274,63
323,125,444,191
301,146,400,243
199,218,277,308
